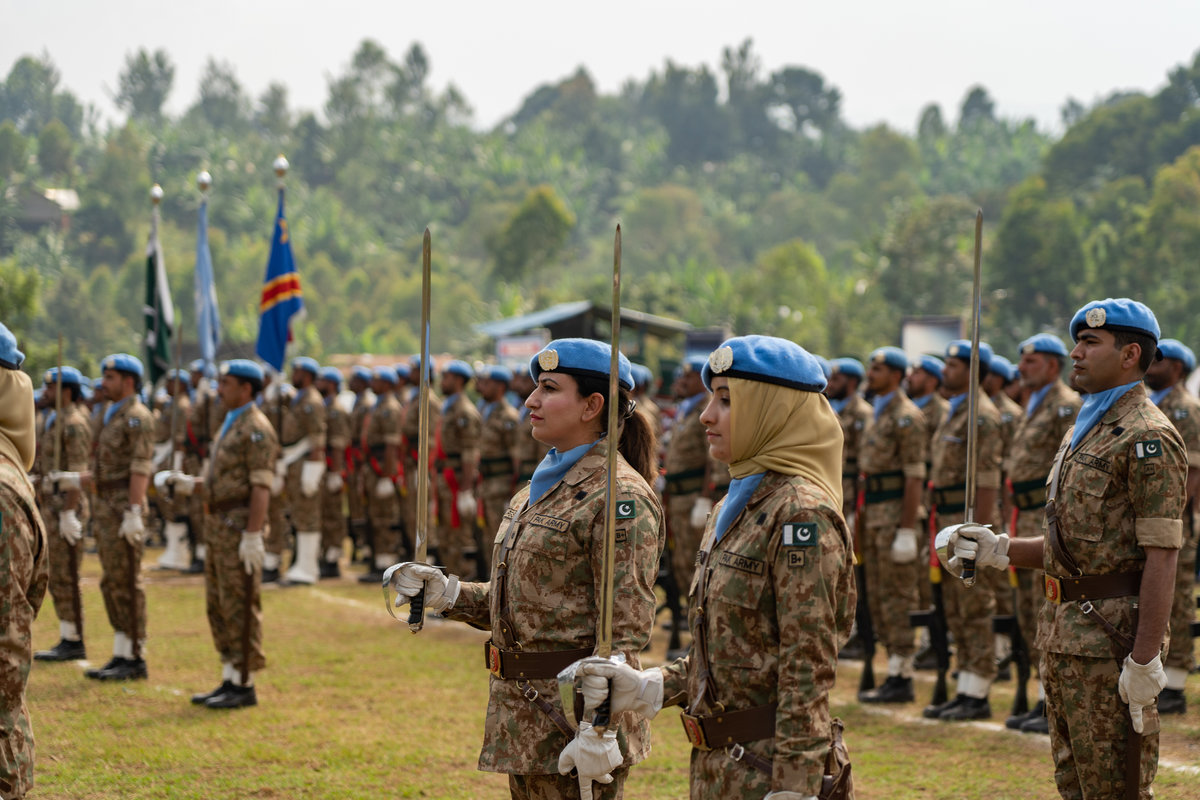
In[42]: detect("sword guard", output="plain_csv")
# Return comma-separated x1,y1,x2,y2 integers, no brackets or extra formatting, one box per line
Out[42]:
408,586,426,632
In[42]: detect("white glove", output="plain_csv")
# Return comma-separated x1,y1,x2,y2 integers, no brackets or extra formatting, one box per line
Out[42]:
558,721,621,800
576,658,664,720
1119,653,1168,734
272,462,286,496
48,470,81,491
325,472,344,492
949,524,1009,570
456,492,477,521
690,497,713,529
891,527,918,564
387,562,459,614
59,510,83,545
375,477,395,499
300,460,326,497
239,530,265,575
120,506,145,546
174,474,197,496
153,470,174,491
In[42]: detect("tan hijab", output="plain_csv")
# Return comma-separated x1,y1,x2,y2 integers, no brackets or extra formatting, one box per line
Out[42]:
0,368,36,473
726,376,844,509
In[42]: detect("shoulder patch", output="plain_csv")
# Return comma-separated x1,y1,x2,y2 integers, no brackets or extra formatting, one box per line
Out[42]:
129,417,140,428
1058,405,1075,418
304,405,313,414
615,499,636,520
1135,440,1162,459
716,551,764,576
251,431,264,443
853,420,864,431
1173,408,1189,421
898,416,912,428
787,550,806,568
782,522,819,547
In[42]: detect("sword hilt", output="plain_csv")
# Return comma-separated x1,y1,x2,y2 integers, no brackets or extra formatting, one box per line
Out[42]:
407,585,426,633
961,558,977,586
591,680,613,733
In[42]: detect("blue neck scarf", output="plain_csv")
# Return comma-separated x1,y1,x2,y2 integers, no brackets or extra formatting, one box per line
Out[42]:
1026,383,1052,418
528,439,599,507
481,400,497,421
912,394,932,409
945,392,967,422
218,401,254,442
678,392,706,419
104,396,131,426
44,410,56,432
441,392,459,415
1070,380,1141,451
1149,386,1171,407
713,473,766,544
828,397,849,414
872,391,895,421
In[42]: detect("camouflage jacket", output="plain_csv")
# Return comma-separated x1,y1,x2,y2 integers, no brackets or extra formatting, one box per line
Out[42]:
859,391,927,481
0,455,49,800
930,392,1002,493
1005,380,1080,484
401,387,440,457
324,399,352,462
92,397,155,483
992,391,1023,467
479,398,519,493
206,404,279,507
512,409,550,485
1155,383,1200,469
664,397,709,496
1036,383,1186,657
445,439,664,774
661,471,855,796
36,402,91,513
280,385,326,452
837,395,873,510
439,393,482,472
153,393,192,448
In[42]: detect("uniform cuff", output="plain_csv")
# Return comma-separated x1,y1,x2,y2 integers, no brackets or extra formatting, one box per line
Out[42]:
249,469,276,488
130,459,153,476
383,435,402,446
1136,518,1183,549
1188,451,1200,469
902,463,926,480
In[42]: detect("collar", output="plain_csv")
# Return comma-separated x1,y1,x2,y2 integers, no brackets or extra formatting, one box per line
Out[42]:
872,391,895,420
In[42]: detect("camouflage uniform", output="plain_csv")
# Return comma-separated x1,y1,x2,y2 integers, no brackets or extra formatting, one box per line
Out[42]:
91,398,155,644
1152,383,1200,678
987,390,1024,617
837,395,873,521
400,386,440,555
1036,383,1185,799
660,472,855,798
348,389,373,548
664,395,711,592
512,408,550,491
280,385,327,536
914,392,949,611
366,392,404,560
183,384,224,559
636,396,664,443
37,401,91,633
478,397,519,544
262,394,289,559
0,456,49,799
1006,381,1080,676
930,393,1001,683
203,405,278,674
443,439,662,791
859,391,927,659
436,392,482,579
152,390,191,524
321,396,352,559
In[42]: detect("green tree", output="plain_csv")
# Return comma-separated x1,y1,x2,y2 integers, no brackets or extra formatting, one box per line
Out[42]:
0,121,26,177
114,48,175,122
769,66,841,133
193,58,248,131
36,118,72,177
488,185,576,282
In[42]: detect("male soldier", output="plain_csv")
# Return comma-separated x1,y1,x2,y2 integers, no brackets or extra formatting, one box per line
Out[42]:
1144,337,1200,715
261,372,291,583
399,359,440,564
183,359,223,574
950,299,1185,799
360,366,403,583
982,351,1021,659
858,347,928,703
152,369,193,570
346,365,374,563
907,354,949,661
192,359,278,709
278,357,327,586
827,357,873,523
475,365,519,545
1004,333,1080,734
0,323,49,797
631,363,664,441
510,366,548,491
86,353,155,681
922,340,1002,720
663,356,712,599
317,367,351,579
34,366,90,662
436,360,482,580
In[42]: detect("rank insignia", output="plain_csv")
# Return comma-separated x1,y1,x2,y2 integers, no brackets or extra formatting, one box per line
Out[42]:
1086,307,1106,328
709,346,734,374
616,499,636,520
251,431,264,443
782,522,818,547
129,418,140,428
1134,439,1162,459
538,349,559,371
1058,405,1075,417
1173,409,1188,420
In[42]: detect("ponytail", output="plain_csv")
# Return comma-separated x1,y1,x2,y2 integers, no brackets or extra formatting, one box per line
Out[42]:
574,376,659,484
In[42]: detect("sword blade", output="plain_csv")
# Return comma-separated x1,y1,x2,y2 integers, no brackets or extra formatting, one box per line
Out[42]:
962,210,983,586
598,225,622,660
409,228,434,631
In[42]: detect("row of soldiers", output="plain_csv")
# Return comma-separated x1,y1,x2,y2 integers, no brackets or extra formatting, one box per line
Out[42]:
825,332,1199,728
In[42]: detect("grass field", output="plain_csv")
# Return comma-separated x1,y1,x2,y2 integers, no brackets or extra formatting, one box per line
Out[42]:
26,555,1200,799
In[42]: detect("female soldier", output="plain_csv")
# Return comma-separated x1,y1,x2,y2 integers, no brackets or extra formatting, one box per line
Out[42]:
574,335,856,800
387,338,664,800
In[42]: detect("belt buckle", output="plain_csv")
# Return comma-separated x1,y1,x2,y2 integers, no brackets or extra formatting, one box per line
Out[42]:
486,643,504,678
729,743,745,761
679,713,710,750
1043,574,1063,604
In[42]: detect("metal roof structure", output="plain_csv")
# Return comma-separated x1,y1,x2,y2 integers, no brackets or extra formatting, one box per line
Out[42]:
474,301,691,341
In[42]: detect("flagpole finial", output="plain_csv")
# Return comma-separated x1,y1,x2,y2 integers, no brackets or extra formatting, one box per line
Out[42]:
197,171,212,194
273,155,289,189
150,184,164,205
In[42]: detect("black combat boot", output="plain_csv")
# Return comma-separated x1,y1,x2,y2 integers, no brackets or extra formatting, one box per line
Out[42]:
922,693,966,719
97,658,148,681
85,657,125,680
1005,699,1045,730
206,684,257,709
940,696,991,721
192,681,234,705
35,639,87,662
1158,687,1187,714
860,675,914,704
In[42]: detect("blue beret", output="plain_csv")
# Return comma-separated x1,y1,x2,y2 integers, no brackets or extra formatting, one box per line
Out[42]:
92,377,104,390
33,387,42,403
373,366,399,385
351,365,373,383
1070,298,1160,343
408,356,436,382
814,355,832,380
220,359,264,383
394,364,412,380
630,364,653,389
44,366,85,387
167,368,189,382
988,355,1017,383
868,347,908,371
291,357,319,376
318,366,343,385
188,358,207,372
0,322,23,369
674,355,708,380
945,340,992,369
830,358,864,379
530,338,634,392
916,355,944,382
1158,339,1196,371
100,353,144,379
702,335,827,393
479,365,513,383
1019,333,1069,358
443,359,474,380
80,383,92,400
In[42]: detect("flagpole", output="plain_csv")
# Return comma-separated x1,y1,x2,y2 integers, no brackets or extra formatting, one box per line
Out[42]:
273,154,289,374
196,170,213,373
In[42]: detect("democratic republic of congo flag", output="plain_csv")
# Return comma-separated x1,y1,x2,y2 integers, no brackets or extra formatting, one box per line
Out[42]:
255,190,303,371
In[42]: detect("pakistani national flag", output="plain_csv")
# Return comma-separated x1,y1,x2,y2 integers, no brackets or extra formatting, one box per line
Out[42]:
143,207,175,383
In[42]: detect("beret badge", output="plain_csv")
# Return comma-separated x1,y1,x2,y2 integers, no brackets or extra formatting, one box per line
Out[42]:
709,346,734,374
1086,307,1106,328
538,349,559,371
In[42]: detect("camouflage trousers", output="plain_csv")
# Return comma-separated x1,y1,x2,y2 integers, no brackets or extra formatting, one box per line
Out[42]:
1043,651,1158,800
507,768,628,800
0,702,35,800
917,513,932,612
93,489,147,642
203,510,265,673
668,493,704,595
982,565,1015,618
687,739,778,800
1165,510,1198,673
368,476,401,559
266,491,289,557
938,511,996,681
154,483,187,524
44,501,86,629
399,458,418,553
320,483,345,556
436,475,474,579
285,461,320,531
1013,510,1046,676
862,500,918,657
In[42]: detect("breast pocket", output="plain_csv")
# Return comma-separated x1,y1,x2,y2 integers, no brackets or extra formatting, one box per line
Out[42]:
1062,472,1108,542
507,521,580,609
703,556,771,668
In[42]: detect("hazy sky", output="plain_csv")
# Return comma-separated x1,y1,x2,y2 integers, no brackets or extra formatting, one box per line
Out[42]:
4,0,1199,134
